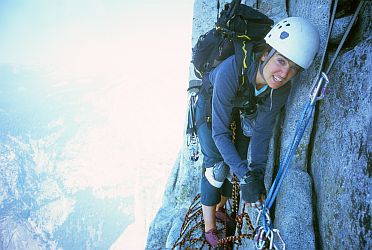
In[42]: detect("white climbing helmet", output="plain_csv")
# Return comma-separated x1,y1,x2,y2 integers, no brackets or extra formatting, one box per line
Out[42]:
264,17,320,69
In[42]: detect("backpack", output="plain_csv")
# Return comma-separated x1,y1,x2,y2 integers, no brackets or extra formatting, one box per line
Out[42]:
192,0,273,79
186,0,273,162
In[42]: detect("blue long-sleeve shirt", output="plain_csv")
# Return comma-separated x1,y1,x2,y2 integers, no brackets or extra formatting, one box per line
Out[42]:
208,55,291,179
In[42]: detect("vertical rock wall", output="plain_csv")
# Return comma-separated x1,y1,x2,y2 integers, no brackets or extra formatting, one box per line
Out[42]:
310,25,371,249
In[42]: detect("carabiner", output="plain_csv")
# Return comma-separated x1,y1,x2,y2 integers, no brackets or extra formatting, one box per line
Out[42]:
255,208,264,225
310,72,329,105
187,134,199,162
254,226,268,249
267,228,285,250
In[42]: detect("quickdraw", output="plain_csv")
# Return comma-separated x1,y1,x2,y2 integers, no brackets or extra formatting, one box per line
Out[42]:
186,80,202,162
310,72,329,105
254,208,285,250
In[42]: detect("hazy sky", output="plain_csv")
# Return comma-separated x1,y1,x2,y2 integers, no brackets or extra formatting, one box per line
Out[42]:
0,2,195,247
0,0,197,187
0,0,197,156
0,0,194,154
0,0,194,75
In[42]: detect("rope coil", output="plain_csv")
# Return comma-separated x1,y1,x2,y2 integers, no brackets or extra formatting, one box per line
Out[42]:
172,180,257,249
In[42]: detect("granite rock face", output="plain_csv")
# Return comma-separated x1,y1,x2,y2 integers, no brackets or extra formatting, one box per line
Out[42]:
311,38,371,249
145,151,203,249
147,1,371,249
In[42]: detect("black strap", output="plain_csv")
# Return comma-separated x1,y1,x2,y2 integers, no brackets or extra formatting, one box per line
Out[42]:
316,0,365,78
194,76,214,130
325,0,365,74
317,0,338,76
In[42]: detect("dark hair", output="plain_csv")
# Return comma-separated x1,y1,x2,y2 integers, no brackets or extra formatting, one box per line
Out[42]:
253,42,272,61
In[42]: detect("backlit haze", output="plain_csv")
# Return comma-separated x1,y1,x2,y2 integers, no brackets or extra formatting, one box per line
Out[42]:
0,0,194,249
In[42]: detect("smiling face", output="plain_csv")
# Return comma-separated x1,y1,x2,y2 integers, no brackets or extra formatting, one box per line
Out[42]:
256,52,302,89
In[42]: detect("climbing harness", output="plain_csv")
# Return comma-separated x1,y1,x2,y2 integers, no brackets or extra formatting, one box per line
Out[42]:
253,0,366,249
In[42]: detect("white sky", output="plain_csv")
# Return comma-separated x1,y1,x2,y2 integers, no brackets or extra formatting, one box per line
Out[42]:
0,1,193,83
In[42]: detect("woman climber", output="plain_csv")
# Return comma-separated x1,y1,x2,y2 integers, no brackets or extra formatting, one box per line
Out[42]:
195,16,320,247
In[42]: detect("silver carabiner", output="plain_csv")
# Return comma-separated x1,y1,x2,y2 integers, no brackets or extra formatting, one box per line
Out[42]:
267,228,286,250
255,226,268,250
255,208,264,225
309,72,329,105
256,207,271,225
254,207,286,250
187,134,199,161
254,207,274,249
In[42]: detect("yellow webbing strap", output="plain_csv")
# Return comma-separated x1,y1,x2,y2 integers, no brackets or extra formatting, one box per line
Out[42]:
237,34,252,41
240,40,248,86
194,68,203,78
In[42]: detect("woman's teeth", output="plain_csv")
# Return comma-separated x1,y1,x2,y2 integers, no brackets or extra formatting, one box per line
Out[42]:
273,76,283,82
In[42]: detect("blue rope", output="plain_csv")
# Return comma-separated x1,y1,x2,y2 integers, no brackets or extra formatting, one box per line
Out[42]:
261,99,316,232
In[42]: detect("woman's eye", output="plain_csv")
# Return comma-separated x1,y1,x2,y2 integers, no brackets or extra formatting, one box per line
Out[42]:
277,58,286,66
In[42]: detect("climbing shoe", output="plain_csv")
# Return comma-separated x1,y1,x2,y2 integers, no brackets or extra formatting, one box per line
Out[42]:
240,171,266,204
205,228,220,247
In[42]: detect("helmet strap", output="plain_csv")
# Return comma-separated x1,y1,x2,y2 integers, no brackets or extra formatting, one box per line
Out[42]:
258,48,276,84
